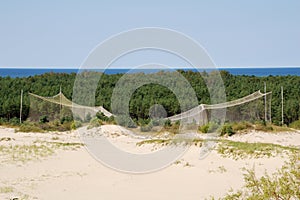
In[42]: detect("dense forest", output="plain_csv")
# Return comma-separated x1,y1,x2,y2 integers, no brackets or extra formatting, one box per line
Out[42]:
0,70,299,125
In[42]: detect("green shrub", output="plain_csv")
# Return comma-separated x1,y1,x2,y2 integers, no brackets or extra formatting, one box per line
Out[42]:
88,117,102,128
138,118,150,126
117,115,137,128
96,111,109,121
254,123,274,132
71,120,82,130
39,115,49,123
108,116,116,124
220,123,235,136
216,153,300,200
61,121,72,131
9,117,20,126
208,122,219,132
232,121,252,132
199,124,209,133
140,121,153,132
289,119,300,129
164,119,172,127
0,118,8,125
199,122,219,133
60,115,73,124
52,119,60,126
18,123,44,133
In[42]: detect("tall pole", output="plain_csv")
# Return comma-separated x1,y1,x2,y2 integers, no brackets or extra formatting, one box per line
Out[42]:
269,93,272,123
264,82,267,122
20,89,23,123
281,86,284,125
60,85,62,116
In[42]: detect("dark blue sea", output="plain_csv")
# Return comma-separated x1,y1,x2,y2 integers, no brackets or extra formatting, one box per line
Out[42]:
0,68,300,78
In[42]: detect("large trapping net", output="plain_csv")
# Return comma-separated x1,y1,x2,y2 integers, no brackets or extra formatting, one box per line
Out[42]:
28,92,113,122
28,90,271,125
168,90,272,125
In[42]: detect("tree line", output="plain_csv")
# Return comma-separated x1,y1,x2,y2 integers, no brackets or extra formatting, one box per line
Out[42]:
0,70,299,125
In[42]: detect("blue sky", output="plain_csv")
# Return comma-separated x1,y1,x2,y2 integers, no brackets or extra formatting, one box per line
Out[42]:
0,0,299,67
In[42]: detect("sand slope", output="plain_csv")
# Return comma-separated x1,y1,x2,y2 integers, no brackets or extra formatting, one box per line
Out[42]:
0,125,299,200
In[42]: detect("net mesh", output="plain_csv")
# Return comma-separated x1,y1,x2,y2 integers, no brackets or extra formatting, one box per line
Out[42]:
28,90,271,125
168,90,272,125
28,92,113,122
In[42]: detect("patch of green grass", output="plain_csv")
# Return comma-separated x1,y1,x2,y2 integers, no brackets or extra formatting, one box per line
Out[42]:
217,140,299,160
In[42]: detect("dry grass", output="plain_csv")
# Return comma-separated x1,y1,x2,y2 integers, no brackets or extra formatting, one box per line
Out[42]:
136,138,203,147
217,140,299,160
209,153,300,200
0,141,83,164
0,186,14,193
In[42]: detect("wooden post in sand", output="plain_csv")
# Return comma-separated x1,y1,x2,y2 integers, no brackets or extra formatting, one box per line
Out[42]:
264,82,267,122
60,85,62,117
20,89,23,123
281,86,284,125
269,93,272,123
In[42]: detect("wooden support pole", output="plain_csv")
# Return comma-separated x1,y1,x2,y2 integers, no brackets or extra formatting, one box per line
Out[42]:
281,86,284,125
264,82,267,122
20,89,23,123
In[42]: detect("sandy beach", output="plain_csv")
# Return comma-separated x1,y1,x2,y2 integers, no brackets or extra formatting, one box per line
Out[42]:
0,125,299,200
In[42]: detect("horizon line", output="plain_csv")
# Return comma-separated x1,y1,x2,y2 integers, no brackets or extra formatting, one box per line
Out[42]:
0,66,300,69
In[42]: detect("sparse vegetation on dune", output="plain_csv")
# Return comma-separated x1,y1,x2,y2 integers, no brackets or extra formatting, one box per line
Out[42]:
217,140,299,160
198,121,293,136
209,153,300,200
136,139,171,146
136,138,204,147
0,141,83,164
0,186,14,193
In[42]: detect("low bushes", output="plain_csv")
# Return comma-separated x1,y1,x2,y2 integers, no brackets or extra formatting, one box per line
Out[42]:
18,123,45,133
214,153,300,199
198,121,289,136
140,123,153,132
88,117,102,129
71,120,82,130
289,119,300,129
199,122,219,133
220,123,235,136
116,115,137,128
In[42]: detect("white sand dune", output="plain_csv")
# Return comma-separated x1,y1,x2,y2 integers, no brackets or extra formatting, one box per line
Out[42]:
0,125,298,200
